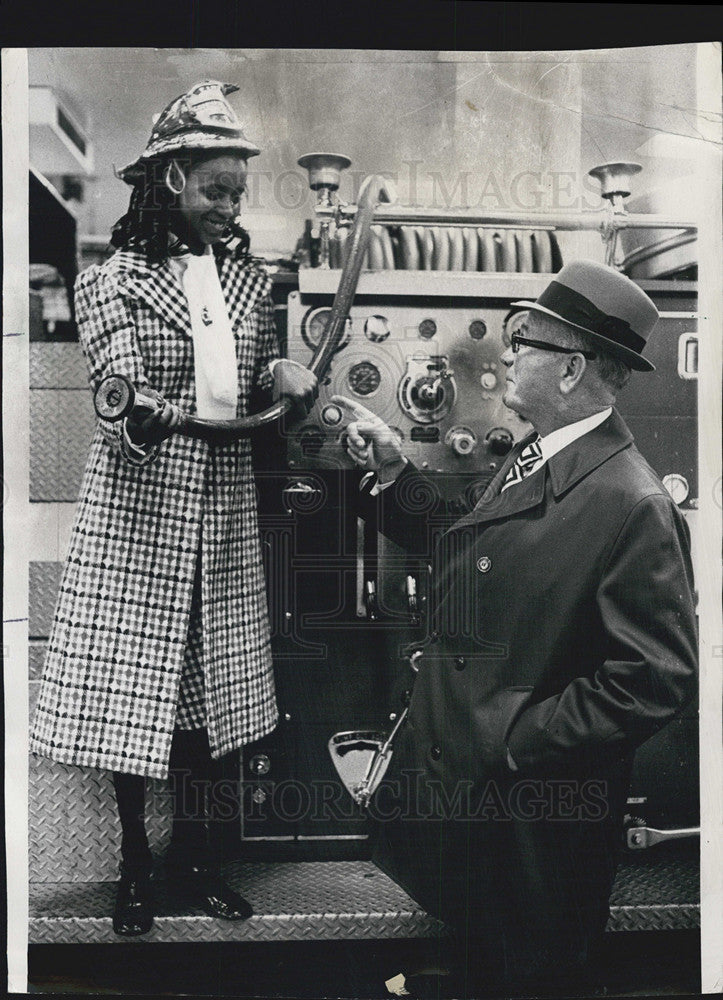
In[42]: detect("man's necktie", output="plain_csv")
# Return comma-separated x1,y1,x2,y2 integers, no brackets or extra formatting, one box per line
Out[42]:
501,435,544,492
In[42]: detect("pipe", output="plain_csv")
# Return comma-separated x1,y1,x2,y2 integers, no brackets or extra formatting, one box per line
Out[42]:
333,206,696,232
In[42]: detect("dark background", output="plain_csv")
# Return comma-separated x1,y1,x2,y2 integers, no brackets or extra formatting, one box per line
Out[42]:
0,2,720,50
3,4,719,997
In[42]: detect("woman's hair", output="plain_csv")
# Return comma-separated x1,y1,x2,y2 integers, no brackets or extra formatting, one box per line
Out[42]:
110,150,252,264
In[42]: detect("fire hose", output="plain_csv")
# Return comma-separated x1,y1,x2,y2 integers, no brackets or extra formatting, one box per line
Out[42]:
93,174,391,441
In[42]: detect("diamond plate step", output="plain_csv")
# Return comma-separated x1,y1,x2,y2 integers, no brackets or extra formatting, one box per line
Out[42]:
30,389,95,501
29,860,445,944
30,343,88,389
29,757,172,883
28,854,698,944
608,854,699,931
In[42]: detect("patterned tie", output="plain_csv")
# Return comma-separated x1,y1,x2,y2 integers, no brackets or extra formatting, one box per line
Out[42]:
501,435,544,492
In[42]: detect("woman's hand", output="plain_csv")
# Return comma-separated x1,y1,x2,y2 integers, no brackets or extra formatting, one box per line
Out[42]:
125,388,182,447
330,395,407,483
272,360,319,417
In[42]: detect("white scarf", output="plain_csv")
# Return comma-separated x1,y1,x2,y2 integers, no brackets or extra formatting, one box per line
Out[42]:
175,249,238,420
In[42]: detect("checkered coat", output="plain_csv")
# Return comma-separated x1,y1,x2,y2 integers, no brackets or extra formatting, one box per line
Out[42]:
30,249,280,779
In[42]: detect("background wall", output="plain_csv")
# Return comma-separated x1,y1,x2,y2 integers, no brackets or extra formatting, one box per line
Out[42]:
28,45,703,261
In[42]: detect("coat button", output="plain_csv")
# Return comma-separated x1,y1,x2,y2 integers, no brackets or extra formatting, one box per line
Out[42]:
477,556,492,573
430,744,442,761
454,656,465,671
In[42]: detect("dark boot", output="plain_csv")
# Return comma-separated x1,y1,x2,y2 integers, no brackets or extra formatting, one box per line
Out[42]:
167,728,253,921
112,772,154,935
113,862,154,936
173,863,254,921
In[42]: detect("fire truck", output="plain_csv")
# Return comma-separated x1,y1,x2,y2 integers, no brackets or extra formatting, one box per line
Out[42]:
27,155,699,945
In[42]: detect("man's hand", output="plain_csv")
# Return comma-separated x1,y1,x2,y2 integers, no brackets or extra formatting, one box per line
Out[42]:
125,388,182,447
272,359,319,417
331,395,407,483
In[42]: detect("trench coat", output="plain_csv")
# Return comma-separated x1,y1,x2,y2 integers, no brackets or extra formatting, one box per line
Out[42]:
30,249,280,779
363,410,697,979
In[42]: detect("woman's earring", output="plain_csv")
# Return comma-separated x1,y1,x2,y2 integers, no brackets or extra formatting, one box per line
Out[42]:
164,160,186,196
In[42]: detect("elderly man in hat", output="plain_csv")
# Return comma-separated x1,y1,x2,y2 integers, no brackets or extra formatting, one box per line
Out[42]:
334,260,697,995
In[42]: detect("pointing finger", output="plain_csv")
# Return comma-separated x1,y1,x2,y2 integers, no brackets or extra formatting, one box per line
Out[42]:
346,421,366,449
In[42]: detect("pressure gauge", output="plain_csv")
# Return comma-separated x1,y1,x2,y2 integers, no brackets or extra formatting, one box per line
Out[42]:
301,307,351,352
347,361,382,397
418,318,437,340
662,473,690,505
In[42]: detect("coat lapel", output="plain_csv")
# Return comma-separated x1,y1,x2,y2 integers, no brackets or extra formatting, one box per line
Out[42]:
450,430,543,527
217,253,272,332
546,409,633,498
453,409,634,529
455,463,547,528
107,249,272,336
110,251,192,335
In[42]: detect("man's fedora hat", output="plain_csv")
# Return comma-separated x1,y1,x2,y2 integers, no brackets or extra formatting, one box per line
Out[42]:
513,259,659,372
117,80,260,185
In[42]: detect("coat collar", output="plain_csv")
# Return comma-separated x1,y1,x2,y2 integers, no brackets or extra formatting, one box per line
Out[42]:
546,407,633,498
104,249,271,335
453,408,633,528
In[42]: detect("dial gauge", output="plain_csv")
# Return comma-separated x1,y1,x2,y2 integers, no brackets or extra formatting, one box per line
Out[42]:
347,361,382,397
468,319,487,340
662,474,690,505
301,307,351,352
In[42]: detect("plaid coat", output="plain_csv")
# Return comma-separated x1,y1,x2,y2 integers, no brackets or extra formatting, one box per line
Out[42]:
30,249,280,779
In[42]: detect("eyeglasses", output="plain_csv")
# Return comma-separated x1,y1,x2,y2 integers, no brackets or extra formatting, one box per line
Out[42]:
510,332,597,361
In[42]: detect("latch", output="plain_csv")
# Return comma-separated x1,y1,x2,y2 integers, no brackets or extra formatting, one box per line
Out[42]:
626,821,700,850
282,478,324,514
406,575,421,626
677,332,698,380
364,579,379,621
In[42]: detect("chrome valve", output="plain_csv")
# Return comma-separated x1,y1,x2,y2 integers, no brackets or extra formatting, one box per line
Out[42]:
298,152,352,268
445,426,478,457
